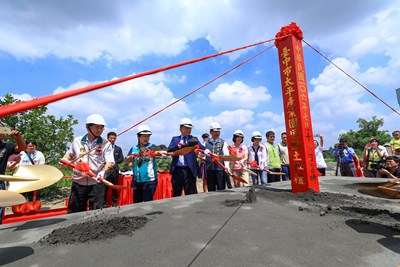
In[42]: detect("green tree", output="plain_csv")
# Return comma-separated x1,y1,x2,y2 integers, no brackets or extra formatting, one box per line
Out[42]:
1,94,78,165
1,94,79,198
338,116,391,156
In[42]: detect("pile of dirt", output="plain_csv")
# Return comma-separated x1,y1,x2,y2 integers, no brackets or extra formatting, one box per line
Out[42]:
39,215,148,246
255,187,400,232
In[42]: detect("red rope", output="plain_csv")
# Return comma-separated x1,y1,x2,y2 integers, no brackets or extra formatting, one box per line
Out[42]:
71,43,275,163
0,37,281,118
302,39,400,116
118,44,275,137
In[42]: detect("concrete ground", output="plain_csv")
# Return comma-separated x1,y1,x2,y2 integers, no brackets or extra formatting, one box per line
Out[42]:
1,176,399,267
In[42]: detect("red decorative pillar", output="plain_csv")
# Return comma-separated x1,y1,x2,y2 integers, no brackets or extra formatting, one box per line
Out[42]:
275,22,320,193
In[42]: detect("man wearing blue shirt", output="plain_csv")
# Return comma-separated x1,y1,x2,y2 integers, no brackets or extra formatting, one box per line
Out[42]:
333,138,358,177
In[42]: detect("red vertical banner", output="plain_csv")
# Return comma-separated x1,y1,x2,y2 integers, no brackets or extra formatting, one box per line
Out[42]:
275,22,320,193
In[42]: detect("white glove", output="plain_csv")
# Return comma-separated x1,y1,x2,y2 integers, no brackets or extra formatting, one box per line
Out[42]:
96,170,105,183
159,151,168,156
60,158,71,167
204,149,211,155
178,142,185,148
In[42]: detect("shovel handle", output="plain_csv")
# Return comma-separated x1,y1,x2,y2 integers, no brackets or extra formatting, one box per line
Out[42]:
60,159,131,190
196,149,247,184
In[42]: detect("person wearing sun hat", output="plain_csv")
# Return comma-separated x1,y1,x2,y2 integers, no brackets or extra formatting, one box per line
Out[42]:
229,130,248,187
247,131,267,185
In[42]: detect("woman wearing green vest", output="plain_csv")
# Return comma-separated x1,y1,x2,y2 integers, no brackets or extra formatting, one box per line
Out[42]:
362,137,388,177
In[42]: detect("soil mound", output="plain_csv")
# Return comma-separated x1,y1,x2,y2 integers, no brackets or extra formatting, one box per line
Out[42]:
39,216,148,246
255,187,400,232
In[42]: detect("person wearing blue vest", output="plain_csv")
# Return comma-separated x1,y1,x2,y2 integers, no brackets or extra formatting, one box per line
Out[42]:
168,118,206,197
205,122,230,191
126,125,158,202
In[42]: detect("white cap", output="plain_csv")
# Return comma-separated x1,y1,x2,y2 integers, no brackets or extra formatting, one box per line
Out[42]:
86,114,106,126
180,118,193,128
137,125,152,135
233,130,244,137
209,122,221,131
252,131,262,139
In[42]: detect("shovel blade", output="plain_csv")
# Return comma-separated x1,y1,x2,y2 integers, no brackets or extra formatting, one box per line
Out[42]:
109,185,132,190
0,175,39,182
243,168,257,176
358,188,400,199
172,146,196,156
232,174,248,184
219,155,242,161
0,190,26,206
8,165,64,193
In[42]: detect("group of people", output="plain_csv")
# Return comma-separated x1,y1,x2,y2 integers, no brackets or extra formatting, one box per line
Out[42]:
1,115,333,220
62,114,311,214
333,130,400,179
12,113,400,219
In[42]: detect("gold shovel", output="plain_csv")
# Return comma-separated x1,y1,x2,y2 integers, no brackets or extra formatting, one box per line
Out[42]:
7,165,64,193
0,190,26,206
357,179,400,199
0,175,39,182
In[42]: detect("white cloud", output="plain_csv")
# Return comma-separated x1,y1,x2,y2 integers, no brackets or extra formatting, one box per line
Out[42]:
0,0,396,63
309,58,368,116
208,81,271,108
10,93,33,101
257,111,284,124
46,73,191,149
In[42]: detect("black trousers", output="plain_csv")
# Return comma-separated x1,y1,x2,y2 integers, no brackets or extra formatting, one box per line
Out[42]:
104,167,119,206
171,166,197,197
207,170,226,191
133,180,157,203
67,182,105,213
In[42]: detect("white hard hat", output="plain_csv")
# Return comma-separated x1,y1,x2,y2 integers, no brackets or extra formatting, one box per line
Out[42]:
86,114,106,126
252,131,262,139
180,118,193,128
209,122,221,131
233,130,244,137
137,125,152,135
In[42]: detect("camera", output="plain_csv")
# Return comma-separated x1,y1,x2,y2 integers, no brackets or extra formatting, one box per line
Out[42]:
337,144,344,150
370,160,386,170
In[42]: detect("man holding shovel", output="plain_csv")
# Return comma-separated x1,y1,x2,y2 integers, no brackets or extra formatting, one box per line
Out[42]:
62,114,114,213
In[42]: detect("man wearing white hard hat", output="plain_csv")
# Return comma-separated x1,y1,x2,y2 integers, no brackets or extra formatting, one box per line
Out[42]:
204,122,231,191
167,118,206,197
62,114,114,213
126,125,159,202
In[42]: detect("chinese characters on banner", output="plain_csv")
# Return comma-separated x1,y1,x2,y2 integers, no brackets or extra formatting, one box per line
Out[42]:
275,23,320,193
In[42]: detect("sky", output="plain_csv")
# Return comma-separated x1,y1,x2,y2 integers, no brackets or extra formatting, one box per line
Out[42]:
1,0,400,154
